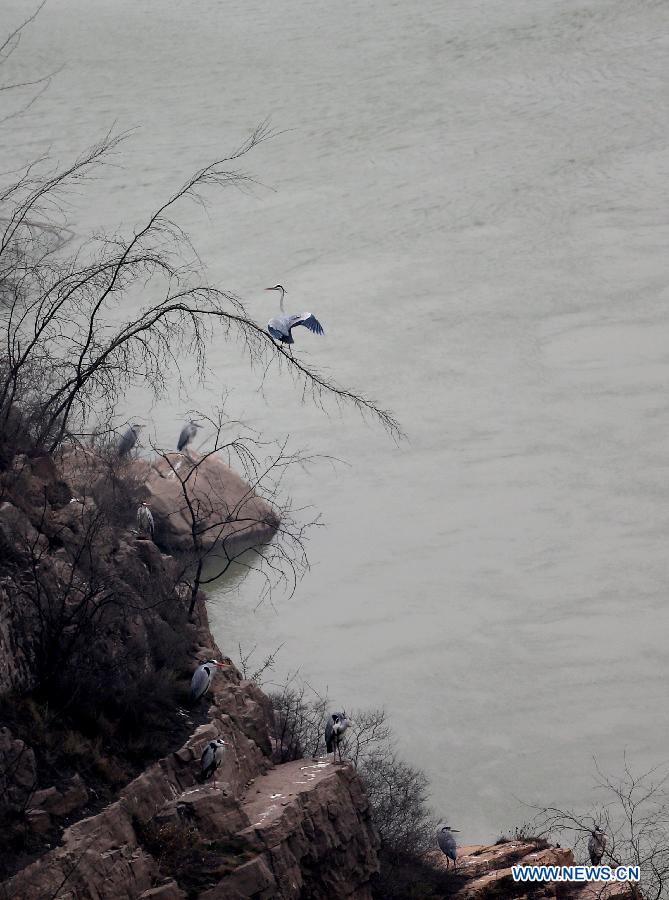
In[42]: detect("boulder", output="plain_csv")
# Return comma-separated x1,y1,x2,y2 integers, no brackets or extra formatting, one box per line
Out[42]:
136,452,280,554
28,774,88,818
0,501,44,549
139,882,187,899
26,808,52,836
0,727,37,810
0,579,36,694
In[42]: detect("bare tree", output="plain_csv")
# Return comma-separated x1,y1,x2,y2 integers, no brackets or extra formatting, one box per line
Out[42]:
268,679,330,762
0,3,61,126
237,641,284,684
0,115,402,460
149,408,323,618
8,494,133,692
534,757,668,900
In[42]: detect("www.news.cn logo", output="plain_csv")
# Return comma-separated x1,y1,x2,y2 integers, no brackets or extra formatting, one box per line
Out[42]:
512,865,640,883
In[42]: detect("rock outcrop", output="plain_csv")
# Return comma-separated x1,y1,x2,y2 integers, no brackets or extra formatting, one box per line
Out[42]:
136,451,280,554
58,445,280,556
429,841,637,900
2,669,379,900
0,444,378,900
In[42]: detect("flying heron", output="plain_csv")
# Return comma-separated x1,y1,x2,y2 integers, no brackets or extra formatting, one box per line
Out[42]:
136,501,154,538
265,285,324,350
324,711,349,763
177,420,203,452
200,738,226,785
588,827,607,865
437,823,460,869
118,423,144,457
189,659,227,704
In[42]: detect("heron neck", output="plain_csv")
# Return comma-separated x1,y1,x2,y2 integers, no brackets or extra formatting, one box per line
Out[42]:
279,291,285,313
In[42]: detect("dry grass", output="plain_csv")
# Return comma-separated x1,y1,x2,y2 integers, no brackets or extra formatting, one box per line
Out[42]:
134,818,254,898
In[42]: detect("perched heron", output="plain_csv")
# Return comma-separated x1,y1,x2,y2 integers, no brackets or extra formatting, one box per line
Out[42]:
177,420,203,452
265,285,324,349
324,711,349,763
118,423,144,457
136,501,154,538
437,823,460,869
189,659,226,704
588,828,607,865
200,738,226,785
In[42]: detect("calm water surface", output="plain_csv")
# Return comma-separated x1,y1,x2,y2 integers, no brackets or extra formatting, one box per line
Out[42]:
4,0,669,840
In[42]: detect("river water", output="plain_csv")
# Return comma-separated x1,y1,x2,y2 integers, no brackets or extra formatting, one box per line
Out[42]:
4,0,669,841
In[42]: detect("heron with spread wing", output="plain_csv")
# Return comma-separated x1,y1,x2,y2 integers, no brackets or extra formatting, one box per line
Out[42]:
265,285,324,348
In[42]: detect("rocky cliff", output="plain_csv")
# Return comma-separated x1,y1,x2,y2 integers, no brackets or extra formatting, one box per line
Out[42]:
0,449,633,900
0,448,380,899
2,656,380,899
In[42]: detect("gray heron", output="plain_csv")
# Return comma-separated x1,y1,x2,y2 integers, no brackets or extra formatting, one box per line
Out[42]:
437,823,460,869
588,828,607,865
324,711,349,763
200,738,226,785
265,285,324,349
136,501,154,538
177,420,202,452
189,659,226,704
118,423,144,457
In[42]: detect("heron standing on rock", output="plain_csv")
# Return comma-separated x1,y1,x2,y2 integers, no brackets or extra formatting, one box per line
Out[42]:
588,827,607,865
325,711,349,763
136,501,154,538
200,738,226,785
437,823,460,869
177,420,202,452
118,423,144,457
265,285,324,350
189,659,227,704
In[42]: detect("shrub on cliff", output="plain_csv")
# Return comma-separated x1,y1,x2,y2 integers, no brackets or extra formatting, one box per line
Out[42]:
268,683,439,881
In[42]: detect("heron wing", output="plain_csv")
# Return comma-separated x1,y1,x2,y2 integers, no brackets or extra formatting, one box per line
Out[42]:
201,742,215,775
267,315,290,339
177,425,190,451
190,665,211,702
289,313,324,335
118,428,136,455
437,830,457,859
324,717,334,752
